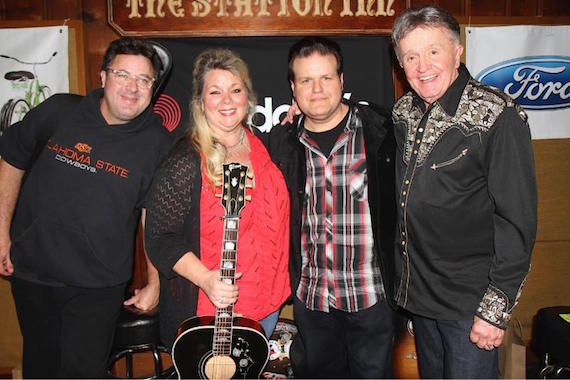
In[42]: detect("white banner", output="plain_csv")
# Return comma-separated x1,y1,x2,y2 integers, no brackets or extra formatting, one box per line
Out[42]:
466,25,570,140
0,26,68,134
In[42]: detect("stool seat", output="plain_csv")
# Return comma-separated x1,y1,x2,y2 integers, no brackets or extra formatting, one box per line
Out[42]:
114,306,161,348
107,305,172,379
532,306,570,378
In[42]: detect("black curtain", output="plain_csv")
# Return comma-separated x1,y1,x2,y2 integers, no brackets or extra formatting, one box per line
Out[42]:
155,36,394,138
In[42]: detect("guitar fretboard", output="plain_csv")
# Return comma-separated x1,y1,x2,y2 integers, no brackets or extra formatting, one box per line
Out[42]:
212,216,239,356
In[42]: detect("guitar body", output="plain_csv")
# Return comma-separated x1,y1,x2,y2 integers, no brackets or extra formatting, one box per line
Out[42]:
392,319,420,379
172,316,269,379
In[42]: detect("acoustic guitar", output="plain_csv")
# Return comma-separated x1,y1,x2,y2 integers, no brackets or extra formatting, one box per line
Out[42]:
171,163,269,379
392,319,420,379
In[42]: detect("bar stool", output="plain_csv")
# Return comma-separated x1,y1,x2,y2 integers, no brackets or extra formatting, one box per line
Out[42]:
532,306,570,379
107,305,172,379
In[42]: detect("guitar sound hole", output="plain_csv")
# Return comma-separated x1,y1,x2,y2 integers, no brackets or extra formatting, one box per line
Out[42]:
204,355,236,379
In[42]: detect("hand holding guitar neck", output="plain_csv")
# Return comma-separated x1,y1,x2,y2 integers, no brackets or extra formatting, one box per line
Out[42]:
201,269,241,308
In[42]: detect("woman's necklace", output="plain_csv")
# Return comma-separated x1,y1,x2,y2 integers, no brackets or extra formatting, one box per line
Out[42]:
225,128,245,155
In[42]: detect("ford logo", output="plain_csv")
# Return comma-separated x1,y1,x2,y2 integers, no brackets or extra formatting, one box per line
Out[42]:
474,56,570,110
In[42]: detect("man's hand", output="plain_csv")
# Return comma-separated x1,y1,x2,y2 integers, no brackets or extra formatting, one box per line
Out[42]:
129,209,161,311
0,239,13,276
123,281,159,311
280,100,301,125
0,160,25,277
470,315,505,351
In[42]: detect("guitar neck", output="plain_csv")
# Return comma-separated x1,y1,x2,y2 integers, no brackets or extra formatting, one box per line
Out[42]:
213,216,240,356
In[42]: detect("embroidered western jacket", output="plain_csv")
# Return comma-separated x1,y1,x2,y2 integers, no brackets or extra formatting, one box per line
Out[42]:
392,64,537,329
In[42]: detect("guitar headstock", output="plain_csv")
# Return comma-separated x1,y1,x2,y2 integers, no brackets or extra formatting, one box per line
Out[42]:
220,163,249,218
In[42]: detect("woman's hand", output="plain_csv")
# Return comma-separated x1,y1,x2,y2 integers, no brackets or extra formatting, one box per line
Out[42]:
173,251,242,308
200,270,241,308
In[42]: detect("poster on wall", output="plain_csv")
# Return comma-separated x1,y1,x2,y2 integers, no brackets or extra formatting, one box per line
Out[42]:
466,25,570,140
0,26,69,135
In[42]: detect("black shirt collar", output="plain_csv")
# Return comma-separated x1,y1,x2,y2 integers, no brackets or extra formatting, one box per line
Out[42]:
295,99,353,137
83,88,155,132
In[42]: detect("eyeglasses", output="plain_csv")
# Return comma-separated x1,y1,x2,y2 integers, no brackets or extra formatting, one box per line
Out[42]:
107,68,155,89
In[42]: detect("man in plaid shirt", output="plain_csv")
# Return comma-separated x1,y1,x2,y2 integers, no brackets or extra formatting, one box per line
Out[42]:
262,36,397,378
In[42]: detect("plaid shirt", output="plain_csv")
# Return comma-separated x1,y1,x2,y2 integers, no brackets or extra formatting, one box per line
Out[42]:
296,106,383,313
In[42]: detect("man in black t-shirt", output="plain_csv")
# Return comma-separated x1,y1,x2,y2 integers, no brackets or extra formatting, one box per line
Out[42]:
0,37,172,378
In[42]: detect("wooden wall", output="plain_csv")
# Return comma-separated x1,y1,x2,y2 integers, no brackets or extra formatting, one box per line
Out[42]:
2,0,570,92
1,0,569,371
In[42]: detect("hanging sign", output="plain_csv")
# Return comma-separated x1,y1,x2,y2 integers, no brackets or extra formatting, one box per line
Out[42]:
108,0,406,37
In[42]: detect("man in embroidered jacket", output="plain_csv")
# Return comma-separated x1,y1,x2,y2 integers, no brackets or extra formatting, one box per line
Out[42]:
390,5,537,378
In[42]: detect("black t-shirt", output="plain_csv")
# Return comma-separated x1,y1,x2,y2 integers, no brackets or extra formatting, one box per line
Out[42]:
0,90,173,287
305,111,349,157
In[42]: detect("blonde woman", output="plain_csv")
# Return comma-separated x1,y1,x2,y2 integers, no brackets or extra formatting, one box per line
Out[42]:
145,48,290,350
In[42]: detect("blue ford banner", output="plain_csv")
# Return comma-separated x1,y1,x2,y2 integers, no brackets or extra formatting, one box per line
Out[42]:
466,25,570,139
475,56,570,110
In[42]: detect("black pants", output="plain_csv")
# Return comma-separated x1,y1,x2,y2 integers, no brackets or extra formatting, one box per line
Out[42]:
11,277,126,378
412,315,498,379
292,296,394,378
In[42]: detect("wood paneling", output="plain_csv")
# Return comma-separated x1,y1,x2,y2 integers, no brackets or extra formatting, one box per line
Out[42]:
409,0,464,16
45,0,81,19
82,0,119,90
543,0,570,16
471,0,507,16
510,0,538,16
533,140,570,242
392,56,409,100
408,0,569,17
434,0,465,15
513,241,570,342
0,278,22,370
0,0,45,20
410,0,437,8
131,222,148,292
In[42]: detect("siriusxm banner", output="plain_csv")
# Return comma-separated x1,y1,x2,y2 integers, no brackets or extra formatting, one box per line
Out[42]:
153,36,394,138
466,25,570,139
